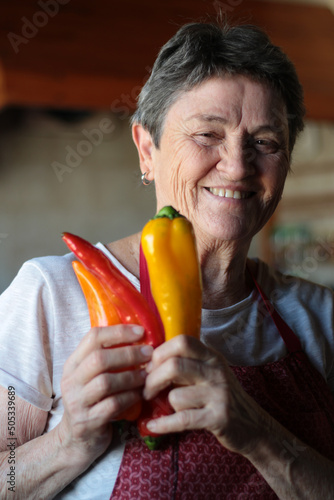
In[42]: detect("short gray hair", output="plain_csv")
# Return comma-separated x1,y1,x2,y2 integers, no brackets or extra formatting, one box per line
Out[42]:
131,20,305,152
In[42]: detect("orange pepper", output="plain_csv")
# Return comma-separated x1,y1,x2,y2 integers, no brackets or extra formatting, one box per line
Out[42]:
72,260,142,421
72,260,121,327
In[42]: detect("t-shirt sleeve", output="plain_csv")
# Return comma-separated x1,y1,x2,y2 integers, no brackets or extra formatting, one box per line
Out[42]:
0,261,54,411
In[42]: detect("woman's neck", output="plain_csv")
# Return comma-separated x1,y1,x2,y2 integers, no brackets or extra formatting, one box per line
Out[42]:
106,232,142,279
197,239,253,309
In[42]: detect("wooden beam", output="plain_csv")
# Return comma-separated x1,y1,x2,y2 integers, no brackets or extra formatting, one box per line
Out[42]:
240,1,334,122
1,0,216,110
4,69,141,111
0,62,6,108
0,0,333,120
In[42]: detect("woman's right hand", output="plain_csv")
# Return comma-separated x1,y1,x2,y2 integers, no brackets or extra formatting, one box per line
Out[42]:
57,324,153,467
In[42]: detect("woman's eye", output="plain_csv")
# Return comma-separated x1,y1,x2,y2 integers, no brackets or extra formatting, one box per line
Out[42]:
194,133,221,146
252,139,280,154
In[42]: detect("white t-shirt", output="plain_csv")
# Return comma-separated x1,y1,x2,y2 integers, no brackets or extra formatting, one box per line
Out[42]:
0,244,334,499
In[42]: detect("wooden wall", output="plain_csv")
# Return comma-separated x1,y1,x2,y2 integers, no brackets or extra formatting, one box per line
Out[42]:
0,0,333,120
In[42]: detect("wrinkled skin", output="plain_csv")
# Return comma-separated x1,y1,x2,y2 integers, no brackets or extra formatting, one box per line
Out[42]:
143,333,268,456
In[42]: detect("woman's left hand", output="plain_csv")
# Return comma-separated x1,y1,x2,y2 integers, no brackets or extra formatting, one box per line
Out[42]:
143,334,268,456
144,335,334,499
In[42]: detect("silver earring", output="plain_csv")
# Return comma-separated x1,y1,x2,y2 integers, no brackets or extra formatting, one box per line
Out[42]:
141,171,152,186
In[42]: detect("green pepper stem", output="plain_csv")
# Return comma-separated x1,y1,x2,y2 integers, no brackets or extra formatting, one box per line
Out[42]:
143,435,164,450
154,206,184,220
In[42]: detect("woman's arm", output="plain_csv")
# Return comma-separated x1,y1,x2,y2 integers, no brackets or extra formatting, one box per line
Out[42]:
0,325,152,499
0,391,90,499
245,411,334,499
143,335,334,500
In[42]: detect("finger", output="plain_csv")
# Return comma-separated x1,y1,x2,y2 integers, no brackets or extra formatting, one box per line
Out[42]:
87,388,144,424
82,368,147,406
144,407,212,435
146,335,219,373
63,324,145,375
144,356,223,400
168,385,210,411
76,343,153,386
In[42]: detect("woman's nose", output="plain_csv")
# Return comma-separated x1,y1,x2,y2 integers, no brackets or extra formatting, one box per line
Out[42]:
216,142,256,180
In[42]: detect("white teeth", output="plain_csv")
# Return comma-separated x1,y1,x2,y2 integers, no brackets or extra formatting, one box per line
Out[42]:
209,188,225,196
208,188,246,199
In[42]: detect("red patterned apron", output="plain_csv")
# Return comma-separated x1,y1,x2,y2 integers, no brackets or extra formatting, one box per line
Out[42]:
110,260,334,499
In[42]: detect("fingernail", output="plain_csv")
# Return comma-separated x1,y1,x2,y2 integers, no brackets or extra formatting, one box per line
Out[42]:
146,420,157,431
146,361,153,373
132,326,144,335
141,345,153,357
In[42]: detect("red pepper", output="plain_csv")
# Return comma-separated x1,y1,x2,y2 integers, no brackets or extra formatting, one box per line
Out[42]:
62,232,165,349
136,388,174,449
134,245,174,448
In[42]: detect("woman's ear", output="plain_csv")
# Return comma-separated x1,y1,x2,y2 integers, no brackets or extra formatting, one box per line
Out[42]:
132,123,155,181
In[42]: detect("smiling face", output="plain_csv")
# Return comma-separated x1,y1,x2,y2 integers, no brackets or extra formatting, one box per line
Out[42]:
134,75,290,251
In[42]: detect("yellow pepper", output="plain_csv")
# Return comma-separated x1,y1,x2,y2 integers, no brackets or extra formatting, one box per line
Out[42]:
140,206,202,341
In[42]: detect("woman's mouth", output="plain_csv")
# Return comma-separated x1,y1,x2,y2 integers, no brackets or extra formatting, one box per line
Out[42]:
206,187,254,199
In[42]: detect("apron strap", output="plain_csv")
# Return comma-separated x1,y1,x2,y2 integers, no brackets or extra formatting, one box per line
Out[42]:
248,263,302,353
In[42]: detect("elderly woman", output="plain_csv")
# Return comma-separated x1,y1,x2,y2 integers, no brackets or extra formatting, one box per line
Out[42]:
1,19,334,499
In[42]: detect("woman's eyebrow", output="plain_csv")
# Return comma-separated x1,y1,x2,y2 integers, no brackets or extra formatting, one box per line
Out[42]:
251,125,288,142
186,114,229,124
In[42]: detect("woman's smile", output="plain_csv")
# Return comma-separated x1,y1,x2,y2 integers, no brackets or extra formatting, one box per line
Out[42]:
204,187,256,200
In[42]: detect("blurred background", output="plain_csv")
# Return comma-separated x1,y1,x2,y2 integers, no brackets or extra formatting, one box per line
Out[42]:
0,0,333,292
